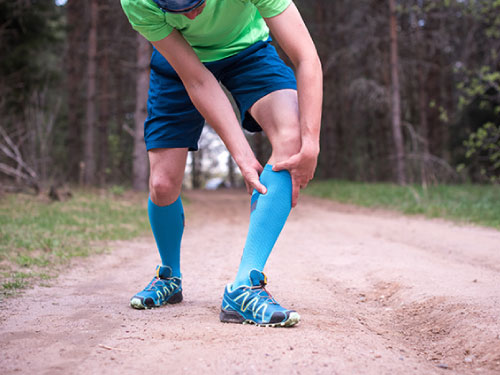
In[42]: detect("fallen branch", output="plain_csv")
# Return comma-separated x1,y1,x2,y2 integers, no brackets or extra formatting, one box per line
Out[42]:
405,153,458,178
122,123,135,137
0,162,32,181
98,344,132,352
0,126,40,191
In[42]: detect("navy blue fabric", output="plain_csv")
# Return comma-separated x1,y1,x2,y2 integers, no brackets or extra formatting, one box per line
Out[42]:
145,40,297,151
152,0,205,13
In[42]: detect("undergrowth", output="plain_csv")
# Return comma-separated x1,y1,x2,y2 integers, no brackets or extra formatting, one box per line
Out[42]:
305,181,500,229
0,189,150,298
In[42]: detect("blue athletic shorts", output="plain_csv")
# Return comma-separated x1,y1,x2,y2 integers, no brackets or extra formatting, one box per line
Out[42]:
145,39,297,151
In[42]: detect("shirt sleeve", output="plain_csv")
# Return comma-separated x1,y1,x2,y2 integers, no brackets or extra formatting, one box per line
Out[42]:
121,0,174,42
249,0,292,18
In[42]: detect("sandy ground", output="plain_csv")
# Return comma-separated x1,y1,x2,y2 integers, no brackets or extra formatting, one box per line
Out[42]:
1,190,500,375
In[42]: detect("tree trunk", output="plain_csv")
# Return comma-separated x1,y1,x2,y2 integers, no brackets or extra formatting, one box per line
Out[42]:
132,34,151,191
191,150,203,189
84,0,98,185
418,63,430,186
315,0,336,179
98,52,110,186
65,0,84,182
389,0,406,184
410,5,430,186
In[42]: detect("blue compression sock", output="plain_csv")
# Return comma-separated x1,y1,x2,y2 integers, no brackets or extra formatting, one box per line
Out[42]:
148,196,184,278
233,164,292,288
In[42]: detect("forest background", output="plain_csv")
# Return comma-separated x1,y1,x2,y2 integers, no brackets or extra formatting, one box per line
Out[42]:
0,0,499,193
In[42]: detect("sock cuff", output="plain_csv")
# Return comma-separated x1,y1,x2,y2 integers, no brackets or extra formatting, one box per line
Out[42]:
261,164,291,180
148,195,182,209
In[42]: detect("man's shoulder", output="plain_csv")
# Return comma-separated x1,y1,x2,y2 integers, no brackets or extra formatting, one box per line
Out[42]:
121,0,173,42
121,0,163,17
245,0,292,18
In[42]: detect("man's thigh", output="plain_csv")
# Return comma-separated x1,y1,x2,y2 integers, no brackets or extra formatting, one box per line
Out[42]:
249,89,299,137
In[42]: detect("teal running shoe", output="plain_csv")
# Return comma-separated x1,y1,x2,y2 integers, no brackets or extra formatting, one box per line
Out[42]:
130,265,182,309
220,269,300,327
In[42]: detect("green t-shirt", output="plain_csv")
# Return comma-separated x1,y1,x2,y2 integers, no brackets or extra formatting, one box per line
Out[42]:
120,0,291,62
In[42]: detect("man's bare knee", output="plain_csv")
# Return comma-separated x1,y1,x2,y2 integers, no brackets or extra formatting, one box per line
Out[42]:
147,148,187,206
149,174,182,206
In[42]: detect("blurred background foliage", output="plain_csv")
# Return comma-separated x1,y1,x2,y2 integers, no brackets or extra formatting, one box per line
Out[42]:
0,0,499,192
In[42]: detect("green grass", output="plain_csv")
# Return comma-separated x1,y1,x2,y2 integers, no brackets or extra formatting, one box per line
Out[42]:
304,181,500,229
0,189,150,297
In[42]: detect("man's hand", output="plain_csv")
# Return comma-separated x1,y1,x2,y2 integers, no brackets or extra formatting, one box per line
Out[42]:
239,158,267,195
272,147,318,207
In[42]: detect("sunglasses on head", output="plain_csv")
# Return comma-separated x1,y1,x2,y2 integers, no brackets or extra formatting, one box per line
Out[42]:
153,0,206,14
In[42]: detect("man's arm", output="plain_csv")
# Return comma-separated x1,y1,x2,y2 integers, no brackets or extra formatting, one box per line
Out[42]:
152,30,267,195
264,2,323,205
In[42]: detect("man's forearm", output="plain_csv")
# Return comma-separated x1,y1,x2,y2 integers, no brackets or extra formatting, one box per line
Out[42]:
295,57,323,155
182,72,267,194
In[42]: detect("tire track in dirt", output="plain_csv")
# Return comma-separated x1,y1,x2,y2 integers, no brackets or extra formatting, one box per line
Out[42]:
1,190,499,374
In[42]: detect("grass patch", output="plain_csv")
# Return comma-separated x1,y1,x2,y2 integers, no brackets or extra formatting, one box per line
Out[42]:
304,181,500,229
0,189,150,298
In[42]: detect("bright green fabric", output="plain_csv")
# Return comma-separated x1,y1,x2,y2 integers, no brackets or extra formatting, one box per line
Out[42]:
121,0,291,62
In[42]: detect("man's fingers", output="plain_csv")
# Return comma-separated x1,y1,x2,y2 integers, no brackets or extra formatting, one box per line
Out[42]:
244,180,251,194
291,180,299,208
244,180,266,195
252,179,267,195
256,163,264,175
272,161,290,172
241,164,267,195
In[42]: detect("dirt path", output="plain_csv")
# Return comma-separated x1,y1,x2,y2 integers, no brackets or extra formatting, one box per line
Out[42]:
1,190,500,375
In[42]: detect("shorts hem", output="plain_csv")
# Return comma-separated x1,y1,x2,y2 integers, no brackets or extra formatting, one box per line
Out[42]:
240,83,297,132
240,83,297,115
146,141,199,152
